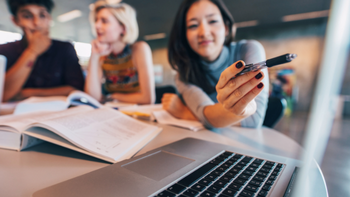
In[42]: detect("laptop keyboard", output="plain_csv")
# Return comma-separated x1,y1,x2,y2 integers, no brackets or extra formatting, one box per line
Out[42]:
154,151,284,197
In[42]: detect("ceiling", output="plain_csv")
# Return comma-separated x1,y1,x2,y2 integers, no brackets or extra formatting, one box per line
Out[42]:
0,0,332,43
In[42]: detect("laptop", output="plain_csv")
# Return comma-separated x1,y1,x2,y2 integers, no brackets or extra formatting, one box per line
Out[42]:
34,137,303,197
33,0,350,196
0,55,6,105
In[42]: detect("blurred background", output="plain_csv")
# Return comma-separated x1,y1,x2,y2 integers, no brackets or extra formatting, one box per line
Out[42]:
0,0,349,196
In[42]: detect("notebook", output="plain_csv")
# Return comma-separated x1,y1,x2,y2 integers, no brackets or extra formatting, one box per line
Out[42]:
0,55,6,106
33,0,350,196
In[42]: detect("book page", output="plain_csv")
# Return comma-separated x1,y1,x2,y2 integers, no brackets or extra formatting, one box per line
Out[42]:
0,112,48,133
153,110,204,131
0,105,94,133
29,108,160,161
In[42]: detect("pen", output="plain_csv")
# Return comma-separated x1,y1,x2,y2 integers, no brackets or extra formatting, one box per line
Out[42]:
236,53,297,76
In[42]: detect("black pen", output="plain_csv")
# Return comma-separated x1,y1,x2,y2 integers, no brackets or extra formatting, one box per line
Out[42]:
236,53,297,76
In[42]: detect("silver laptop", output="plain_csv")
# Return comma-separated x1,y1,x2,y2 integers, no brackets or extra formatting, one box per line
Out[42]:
33,0,350,196
0,55,6,105
34,137,305,197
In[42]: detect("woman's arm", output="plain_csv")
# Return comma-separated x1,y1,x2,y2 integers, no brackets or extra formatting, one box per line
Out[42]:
174,75,215,126
109,41,155,104
84,55,103,101
84,40,110,101
12,86,76,100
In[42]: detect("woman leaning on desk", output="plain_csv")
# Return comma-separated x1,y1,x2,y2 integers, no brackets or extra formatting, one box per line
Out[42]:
85,0,155,104
162,0,269,129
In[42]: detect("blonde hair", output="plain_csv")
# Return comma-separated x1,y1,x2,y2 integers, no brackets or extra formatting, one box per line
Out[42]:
90,0,139,44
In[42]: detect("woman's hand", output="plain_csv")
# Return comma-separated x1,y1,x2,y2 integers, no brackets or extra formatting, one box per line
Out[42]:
161,93,197,120
91,39,112,58
216,60,265,117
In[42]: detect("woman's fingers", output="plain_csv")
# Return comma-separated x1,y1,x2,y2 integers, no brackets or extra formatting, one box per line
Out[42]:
228,83,264,116
222,72,264,110
217,70,263,103
216,61,245,90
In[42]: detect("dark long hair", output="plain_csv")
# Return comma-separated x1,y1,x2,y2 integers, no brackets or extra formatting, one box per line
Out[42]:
168,0,234,94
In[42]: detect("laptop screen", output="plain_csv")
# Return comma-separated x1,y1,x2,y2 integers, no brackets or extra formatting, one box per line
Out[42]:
292,0,350,196
0,55,6,104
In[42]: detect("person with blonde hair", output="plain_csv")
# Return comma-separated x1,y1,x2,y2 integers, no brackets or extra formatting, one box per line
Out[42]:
85,0,155,104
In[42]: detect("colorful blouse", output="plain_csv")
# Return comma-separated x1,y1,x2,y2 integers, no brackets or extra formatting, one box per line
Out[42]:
102,45,140,94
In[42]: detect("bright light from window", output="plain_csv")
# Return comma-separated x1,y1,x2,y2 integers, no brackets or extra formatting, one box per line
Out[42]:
73,42,91,58
0,30,22,44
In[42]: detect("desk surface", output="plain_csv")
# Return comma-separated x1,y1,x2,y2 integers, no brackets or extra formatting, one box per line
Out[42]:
0,124,327,197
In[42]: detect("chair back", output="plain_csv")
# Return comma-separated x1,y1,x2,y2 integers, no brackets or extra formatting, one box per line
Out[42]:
155,85,177,104
263,97,287,128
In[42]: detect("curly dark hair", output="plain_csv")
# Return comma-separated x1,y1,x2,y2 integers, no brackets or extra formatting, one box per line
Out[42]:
6,0,55,16
168,0,234,94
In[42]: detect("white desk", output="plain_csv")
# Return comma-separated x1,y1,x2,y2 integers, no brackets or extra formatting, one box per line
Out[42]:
0,124,327,197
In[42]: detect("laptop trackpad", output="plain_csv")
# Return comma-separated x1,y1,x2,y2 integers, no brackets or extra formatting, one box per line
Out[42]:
122,151,195,181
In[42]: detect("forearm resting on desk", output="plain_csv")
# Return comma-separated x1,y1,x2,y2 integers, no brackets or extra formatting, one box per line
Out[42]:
11,86,76,101
110,92,154,105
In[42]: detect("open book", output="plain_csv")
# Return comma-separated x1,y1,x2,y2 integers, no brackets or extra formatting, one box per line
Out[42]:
14,90,102,115
0,106,162,163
